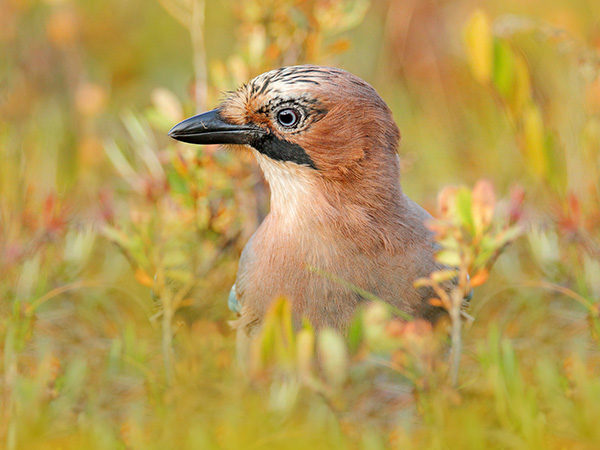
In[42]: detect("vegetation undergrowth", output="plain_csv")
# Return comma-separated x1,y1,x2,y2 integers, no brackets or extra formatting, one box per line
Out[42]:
1,1,599,448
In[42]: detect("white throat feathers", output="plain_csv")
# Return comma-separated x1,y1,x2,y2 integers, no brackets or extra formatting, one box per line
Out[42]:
252,150,321,228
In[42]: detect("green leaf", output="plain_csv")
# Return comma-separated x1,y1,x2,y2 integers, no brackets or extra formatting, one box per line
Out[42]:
492,39,515,98
456,187,475,232
162,250,189,267
102,225,131,248
436,250,462,267
511,54,531,116
347,309,365,354
166,169,189,197
495,225,523,247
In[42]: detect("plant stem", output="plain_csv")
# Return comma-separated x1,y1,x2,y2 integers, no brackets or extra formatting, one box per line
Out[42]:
155,266,174,385
449,289,463,387
161,291,174,385
449,269,469,387
4,324,17,450
191,0,207,112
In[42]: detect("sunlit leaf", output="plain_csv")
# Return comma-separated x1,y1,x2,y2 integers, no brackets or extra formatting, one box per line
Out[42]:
414,277,433,289
511,54,532,115
102,225,132,248
428,298,445,307
317,328,348,388
347,311,364,354
495,225,523,248
492,39,515,97
470,269,489,287
432,269,459,283
456,187,475,231
162,249,189,267
163,269,193,284
135,268,154,287
296,328,315,377
436,249,462,267
464,9,494,84
522,103,548,179
328,38,351,54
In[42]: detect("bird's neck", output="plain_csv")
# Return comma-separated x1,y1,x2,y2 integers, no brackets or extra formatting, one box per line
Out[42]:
253,151,406,246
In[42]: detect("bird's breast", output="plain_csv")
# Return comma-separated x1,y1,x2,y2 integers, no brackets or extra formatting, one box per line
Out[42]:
232,212,432,334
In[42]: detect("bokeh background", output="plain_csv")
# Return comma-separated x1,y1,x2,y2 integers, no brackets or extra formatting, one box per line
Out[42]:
2,0,600,448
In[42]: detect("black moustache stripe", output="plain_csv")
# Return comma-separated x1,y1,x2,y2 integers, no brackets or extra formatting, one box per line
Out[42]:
251,133,316,169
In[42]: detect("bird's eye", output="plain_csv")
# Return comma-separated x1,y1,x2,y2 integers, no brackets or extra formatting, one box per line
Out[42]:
276,108,300,128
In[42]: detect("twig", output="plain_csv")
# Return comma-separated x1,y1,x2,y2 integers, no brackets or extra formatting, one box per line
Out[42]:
191,0,207,112
449,268,469,387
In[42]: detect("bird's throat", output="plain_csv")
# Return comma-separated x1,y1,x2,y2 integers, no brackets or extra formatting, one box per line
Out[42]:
253,151,319,228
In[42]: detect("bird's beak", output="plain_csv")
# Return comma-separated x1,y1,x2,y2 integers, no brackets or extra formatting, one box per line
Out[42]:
168,108,259,146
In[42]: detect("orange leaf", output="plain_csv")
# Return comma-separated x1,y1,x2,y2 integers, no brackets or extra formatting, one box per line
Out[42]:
135,268,154,287
328,38,351,54
470,269,489,287
428,298,445,308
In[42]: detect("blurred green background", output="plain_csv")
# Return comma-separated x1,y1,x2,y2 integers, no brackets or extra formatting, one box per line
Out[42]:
2,0,600,448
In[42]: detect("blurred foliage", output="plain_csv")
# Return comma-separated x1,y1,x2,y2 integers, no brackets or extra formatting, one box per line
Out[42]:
1,0,600,448
415,179,523,385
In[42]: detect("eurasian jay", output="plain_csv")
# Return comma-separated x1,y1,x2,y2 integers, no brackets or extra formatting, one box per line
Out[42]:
169,65,447,337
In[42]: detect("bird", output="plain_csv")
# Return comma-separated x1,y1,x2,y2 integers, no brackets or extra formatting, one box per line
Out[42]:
168,65,448,339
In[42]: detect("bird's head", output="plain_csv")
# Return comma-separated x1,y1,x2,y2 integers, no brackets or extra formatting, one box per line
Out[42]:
169,66,401,182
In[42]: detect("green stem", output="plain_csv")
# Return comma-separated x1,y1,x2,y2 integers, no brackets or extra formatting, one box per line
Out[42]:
449,290,463,387
449,269,469,387
161,291,174,385
191,0,207,112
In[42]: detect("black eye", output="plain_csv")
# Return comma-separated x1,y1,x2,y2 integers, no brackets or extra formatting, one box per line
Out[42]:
276,108,300,127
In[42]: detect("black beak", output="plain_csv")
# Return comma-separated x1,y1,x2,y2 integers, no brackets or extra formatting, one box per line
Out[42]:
168,109,260,146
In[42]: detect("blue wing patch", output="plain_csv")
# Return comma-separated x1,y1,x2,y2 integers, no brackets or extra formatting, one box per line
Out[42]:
228,284,241,313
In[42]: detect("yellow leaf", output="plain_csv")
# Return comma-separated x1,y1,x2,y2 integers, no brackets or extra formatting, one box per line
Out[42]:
432,269,459,283
318,329,348,387
436,250,462,267
512,54,532,116
414,277,433,289
522,103,548,178
464,10,494,84
296,329,315,377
